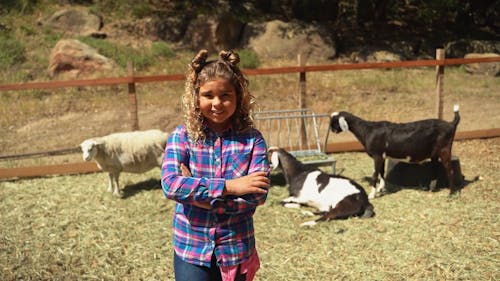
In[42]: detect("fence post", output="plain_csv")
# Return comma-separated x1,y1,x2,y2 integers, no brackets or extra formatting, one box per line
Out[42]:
128,61,139,130
435,48,445,119
298,53,307,147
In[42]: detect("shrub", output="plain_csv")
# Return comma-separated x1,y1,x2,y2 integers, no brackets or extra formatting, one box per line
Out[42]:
0,0,38,13
78,37,154,70
0,33,26,68
237,49,260,69
90,0,154,19
151,41,175,59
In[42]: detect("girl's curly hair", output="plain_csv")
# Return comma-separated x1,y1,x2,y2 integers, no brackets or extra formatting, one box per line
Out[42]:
183,49,255,142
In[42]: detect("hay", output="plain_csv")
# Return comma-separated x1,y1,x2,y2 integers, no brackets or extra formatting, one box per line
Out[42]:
1,138,499,280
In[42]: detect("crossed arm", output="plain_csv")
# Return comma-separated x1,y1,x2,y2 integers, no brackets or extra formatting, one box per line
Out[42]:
180,163,270,210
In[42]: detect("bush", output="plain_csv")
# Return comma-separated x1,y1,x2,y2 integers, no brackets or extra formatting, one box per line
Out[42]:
0,0,38,13
78,37,155,70
0,33,26,68
151,41,175,59
90,0,154,19
237,49,260,69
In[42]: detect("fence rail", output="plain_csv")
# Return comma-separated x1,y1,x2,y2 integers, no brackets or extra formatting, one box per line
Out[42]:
1,56,498,91
1,54,499,179
0,147,81,161
1,128,499,180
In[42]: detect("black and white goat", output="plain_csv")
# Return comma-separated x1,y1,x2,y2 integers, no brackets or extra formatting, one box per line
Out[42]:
329,105,461,199
269,147,375,226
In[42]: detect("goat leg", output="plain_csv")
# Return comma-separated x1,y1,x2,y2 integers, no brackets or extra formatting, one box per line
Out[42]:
440,154,458,196
369,156,385,199
281,196,302,209
429,157,440,192
376,158,387,194
299,209,339,227
318,196,365,221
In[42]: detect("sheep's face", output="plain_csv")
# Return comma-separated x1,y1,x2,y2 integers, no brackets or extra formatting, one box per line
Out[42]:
80,139,98,161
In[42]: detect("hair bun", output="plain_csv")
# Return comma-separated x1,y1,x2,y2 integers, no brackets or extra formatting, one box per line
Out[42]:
191,49,208,72
219,50,240,66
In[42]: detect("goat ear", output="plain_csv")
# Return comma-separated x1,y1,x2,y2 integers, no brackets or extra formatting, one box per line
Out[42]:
270,151,279,170
339,116,349,132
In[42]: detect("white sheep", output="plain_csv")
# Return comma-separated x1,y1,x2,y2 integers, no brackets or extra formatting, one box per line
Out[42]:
80,129,169,196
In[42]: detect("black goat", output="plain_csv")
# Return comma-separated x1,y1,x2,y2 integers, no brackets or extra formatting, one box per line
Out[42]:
329,105,461,198
269,147,374,226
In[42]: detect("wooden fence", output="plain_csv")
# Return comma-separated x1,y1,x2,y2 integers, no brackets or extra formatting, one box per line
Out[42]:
1,52,499,179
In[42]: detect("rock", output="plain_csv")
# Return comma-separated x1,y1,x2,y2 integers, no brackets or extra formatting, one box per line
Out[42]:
154,16,190,42
245,20,336,62
181,14,244,52
464,53,500,76
43,8,103,36
367,50,402,62
445,39,500,58
213,15,245,50
48,39,116,79
181,15,217,52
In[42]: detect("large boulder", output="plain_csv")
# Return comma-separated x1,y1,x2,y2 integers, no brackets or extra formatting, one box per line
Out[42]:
48,39,116,79
244,20,336,62
181,15,217,52
464,53,500,76
154,16,190,42
213,15,245,50
445,39,500,58
181,14,244,52
42,8,104,37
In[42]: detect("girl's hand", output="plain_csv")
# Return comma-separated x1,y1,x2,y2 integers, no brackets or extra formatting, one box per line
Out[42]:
180,163,212,210
224,171,270,196
180,163,192,177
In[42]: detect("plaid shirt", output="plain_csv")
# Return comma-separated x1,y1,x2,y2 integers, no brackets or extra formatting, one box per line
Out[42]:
161,125,270,267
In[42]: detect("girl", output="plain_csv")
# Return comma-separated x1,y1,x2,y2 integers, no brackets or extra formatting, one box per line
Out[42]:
161,49,270,281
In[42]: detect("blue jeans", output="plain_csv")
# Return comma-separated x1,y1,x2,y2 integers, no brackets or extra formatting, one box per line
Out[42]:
173,252,245,281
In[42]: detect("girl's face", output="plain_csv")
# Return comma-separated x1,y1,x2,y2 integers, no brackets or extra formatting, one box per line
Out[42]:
198,78,237,133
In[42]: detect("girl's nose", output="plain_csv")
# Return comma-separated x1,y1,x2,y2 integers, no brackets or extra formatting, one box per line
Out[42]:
213,97,222,106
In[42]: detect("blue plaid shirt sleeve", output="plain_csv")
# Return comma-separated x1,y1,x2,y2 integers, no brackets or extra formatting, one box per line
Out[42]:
211,129,270,214
161,126,225,203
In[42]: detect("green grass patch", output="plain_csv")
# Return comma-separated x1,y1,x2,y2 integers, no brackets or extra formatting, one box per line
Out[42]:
89,0,152,19
0,33,26,68
77,37,174,70
77,37,145,69
151,41,175,59
238,49,261,69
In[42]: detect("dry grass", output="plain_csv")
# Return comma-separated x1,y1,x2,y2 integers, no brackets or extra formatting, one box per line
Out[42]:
1,65,499,163
1,137,499,280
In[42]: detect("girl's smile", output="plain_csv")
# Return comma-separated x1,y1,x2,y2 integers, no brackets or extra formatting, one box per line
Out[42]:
198,78,237,133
